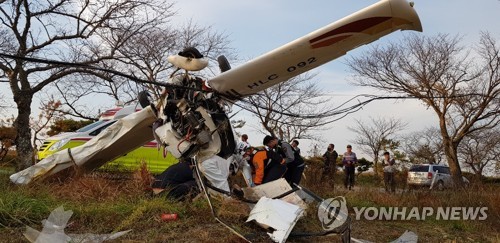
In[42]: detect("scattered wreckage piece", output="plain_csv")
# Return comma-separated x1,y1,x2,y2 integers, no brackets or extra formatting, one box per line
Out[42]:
246,197,304,243
23,206,130,243
242,179,307,242
242,178,307,210
10,107,157,185
350,230,418,243
234,179,351,242
391,230,418,243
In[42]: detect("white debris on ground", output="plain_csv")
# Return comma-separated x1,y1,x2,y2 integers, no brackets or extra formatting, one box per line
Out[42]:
351,230,418,243
390,230,418,243
23,206,130,243
246,197,304,243
242,178,307,210
351,238,374,243
243,179,307,242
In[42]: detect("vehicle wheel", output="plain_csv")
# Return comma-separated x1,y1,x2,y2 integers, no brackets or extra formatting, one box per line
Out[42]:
463,181,470,189
437,180,445,191
217,55,231,73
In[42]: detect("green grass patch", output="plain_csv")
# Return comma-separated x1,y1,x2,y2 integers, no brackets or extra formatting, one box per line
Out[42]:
0,174,57,227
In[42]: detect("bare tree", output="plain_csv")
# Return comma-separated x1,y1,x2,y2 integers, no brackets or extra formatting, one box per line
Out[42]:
53,22,233,119
53,77,111,120
458,128,500,180
0,0,173,170
242,73,329,142
349,117,407,176
347,33,500,186
404,127,444,164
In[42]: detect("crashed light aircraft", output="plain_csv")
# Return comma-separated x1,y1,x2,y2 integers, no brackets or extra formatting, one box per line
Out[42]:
11,0,422,242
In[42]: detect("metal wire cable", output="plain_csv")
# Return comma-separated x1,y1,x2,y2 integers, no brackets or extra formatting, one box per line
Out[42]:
2,52,497,127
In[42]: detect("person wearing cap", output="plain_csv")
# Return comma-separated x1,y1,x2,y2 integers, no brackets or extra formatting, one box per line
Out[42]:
342,144,358,190
252,135,286,185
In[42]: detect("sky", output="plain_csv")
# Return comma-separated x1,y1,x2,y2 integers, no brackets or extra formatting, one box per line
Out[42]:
169,0,500,160
1,1,499,165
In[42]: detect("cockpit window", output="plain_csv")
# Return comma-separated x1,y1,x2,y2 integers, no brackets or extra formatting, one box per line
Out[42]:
76,120,108,133
89,120,117,136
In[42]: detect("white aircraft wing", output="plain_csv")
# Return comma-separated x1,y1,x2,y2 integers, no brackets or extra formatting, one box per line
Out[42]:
10,107,157,185
208,0,422,98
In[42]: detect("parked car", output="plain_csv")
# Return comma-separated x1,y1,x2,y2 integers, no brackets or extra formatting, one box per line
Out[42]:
407,164,469,190
36,105,176,174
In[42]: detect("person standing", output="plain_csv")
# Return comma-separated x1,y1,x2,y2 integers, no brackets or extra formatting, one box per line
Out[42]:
285,140,305,185
291,140,301,154
252,136,286,185
382,151,396,193
342,144,357,190
276,139,295,165
322,144,338,175
237,134,250,153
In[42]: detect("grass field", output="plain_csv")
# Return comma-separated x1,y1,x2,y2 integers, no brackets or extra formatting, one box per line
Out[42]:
1,161,499,242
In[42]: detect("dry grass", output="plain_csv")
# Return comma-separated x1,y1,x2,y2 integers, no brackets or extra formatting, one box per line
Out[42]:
1,161,499,242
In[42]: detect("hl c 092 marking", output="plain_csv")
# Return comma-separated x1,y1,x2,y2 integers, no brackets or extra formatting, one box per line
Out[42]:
246,57,317,91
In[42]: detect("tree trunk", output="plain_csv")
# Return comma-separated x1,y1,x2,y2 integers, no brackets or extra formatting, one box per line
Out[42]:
443,139,464,187
373,154,380,178
475,168,484,183
13,93,34,171
438,114,464,188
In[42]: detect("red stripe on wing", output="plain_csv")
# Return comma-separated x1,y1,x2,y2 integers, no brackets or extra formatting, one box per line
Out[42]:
309,17,391,48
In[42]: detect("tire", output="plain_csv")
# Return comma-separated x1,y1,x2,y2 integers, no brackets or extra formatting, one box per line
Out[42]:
437,180,445,191
212,113,236,158
217,55,231,73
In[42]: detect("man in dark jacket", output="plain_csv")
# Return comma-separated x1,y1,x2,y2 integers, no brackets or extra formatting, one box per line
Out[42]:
322,143,338,175
285,140,305,185
152,159,198,200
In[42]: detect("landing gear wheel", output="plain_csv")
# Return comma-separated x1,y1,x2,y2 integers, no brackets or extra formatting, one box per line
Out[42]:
217,55,231,73
138,90,151,108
